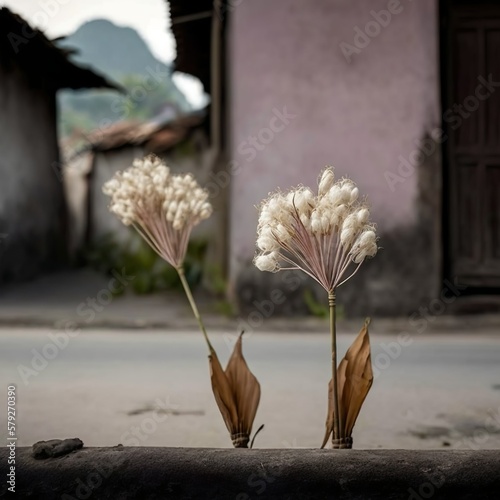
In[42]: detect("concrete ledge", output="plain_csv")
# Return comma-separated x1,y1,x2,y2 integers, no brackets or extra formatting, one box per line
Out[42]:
2,447,500,499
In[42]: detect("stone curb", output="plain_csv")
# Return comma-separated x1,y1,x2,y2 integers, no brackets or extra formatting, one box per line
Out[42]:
2,447,500,499
1,314,500,334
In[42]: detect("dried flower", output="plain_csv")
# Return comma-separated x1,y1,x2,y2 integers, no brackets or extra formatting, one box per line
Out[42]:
103,154,212,268
254,166,377,292
254,166,378,450
103,155,262,449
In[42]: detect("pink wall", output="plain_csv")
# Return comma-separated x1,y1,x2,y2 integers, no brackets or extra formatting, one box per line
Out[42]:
228,0,440,279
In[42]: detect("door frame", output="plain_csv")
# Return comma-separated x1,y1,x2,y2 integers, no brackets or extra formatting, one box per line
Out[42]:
439,0,500,295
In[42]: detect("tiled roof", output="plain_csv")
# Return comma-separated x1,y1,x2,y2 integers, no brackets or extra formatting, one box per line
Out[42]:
0,7,118,91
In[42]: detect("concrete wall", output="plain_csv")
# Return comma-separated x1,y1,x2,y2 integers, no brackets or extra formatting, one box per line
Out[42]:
4,447,500,500
0,65,66,282
228,0,442,315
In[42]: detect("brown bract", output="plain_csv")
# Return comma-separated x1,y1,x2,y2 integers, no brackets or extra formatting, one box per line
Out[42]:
321,319,374,449
209,333,261,448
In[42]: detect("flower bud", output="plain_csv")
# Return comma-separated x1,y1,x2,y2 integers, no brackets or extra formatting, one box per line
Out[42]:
300,213,311,231
257,234,278,252
328,185,343,205
340,227,358,248
254,253,279,272
318,168,335,197
275,223,292,242
357,208,369,224
310,212,322,234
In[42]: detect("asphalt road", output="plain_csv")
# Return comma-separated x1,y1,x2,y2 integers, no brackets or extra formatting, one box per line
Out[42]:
1,328,499,450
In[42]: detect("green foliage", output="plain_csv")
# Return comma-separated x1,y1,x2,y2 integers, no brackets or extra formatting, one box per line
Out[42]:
303,289,328,318
172,138,197,159
302,288,345,319
183,239,208,290
214,299,236,317
205,264,228,296
85,232,207,295
58,106,96,138
204,264,235,317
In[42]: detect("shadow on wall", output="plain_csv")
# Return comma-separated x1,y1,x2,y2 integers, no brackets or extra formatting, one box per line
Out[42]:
0,209,68,284
236,135,442,317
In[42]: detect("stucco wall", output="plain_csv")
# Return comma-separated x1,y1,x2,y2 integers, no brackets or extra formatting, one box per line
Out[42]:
0,65,66,282
88,147,144,245
229,0,442,315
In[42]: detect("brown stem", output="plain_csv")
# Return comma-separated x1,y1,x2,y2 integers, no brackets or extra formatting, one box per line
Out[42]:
328,290,342,446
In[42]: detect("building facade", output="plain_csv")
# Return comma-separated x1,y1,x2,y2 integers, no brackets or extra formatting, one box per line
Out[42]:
0,8,116,283
65,114,220,258
171,0,500,316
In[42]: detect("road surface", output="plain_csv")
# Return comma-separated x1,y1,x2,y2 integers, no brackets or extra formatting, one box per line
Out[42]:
1,327,499,450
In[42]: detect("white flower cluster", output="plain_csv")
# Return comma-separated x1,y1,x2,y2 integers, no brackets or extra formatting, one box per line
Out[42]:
254,167,378,290
102,155,212,230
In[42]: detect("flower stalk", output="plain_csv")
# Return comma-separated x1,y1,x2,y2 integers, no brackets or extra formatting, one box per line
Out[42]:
103,154,261,448
328,290,341,446
254,166,378,449
176,266,214,353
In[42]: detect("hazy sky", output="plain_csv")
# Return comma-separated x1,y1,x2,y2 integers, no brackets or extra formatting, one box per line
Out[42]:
1,0,204,106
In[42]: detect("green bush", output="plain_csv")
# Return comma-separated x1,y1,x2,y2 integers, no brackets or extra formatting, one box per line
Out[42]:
85,231,207,295
303,288,345,319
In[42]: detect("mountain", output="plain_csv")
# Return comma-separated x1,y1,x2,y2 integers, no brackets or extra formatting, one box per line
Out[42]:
59,19,172,79
57,19,191,140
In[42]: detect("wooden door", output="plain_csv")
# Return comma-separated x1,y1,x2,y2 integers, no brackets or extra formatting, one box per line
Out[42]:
444,1,500,288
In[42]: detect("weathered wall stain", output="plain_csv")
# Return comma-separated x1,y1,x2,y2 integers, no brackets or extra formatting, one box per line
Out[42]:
0,66,67,283
236,134,442,317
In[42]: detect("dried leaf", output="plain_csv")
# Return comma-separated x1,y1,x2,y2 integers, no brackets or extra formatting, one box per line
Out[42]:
250,424,265,449
321,378,334,449
342,319,373,436
209,333,261,447
336,357,348,433
225,332,261,435
209,350,237,434
321,318,374,446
